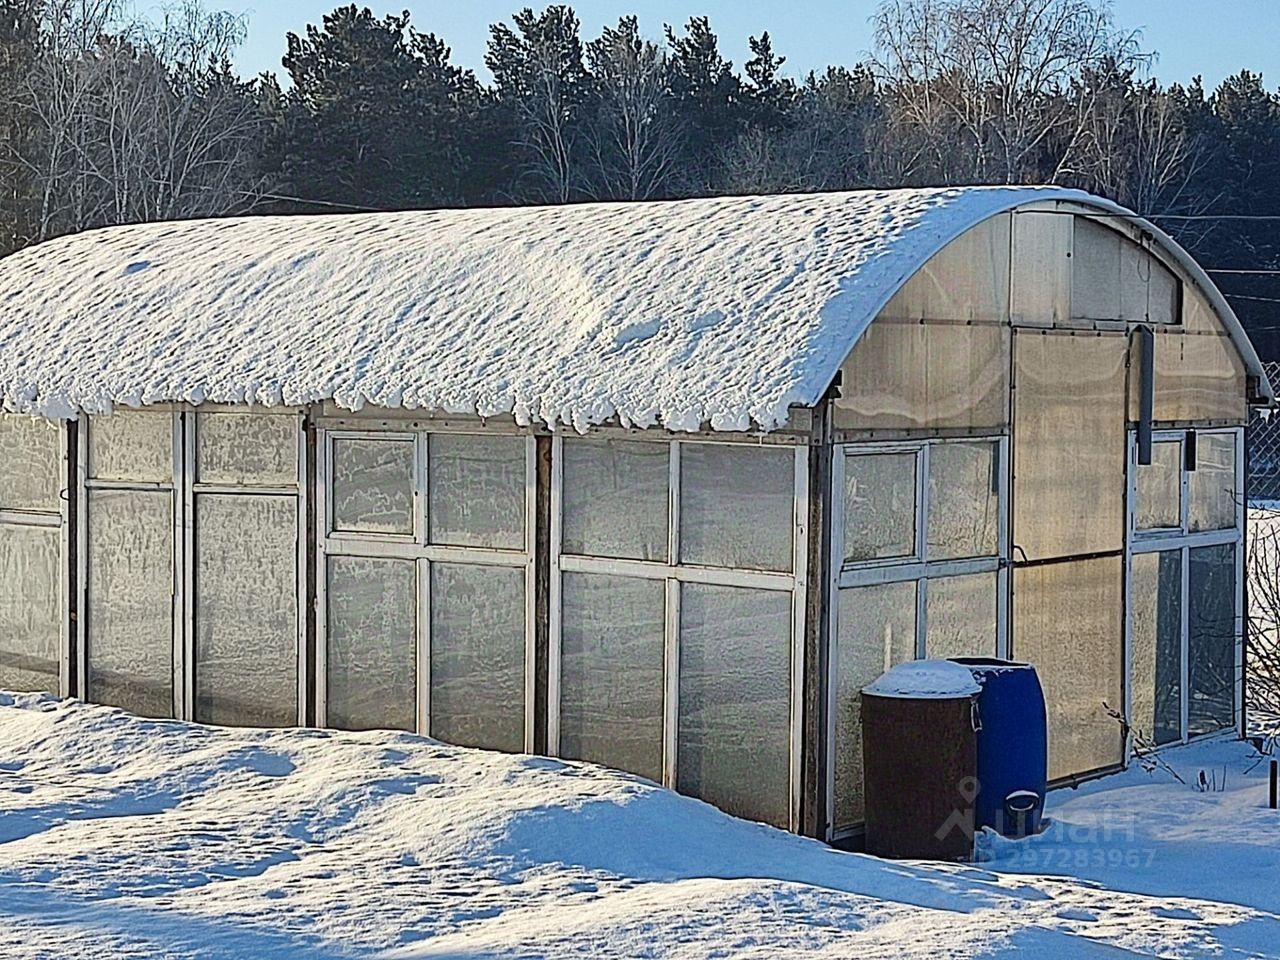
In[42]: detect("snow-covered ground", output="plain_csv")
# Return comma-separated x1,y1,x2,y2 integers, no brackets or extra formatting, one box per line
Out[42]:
1,694,1278,959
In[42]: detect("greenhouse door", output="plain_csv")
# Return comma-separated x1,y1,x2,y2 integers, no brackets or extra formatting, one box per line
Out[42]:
1009,330,1128,782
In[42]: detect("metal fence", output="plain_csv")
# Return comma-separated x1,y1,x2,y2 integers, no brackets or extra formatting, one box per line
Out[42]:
1250,362,1280,503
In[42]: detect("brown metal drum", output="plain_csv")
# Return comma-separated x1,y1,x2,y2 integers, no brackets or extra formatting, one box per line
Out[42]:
861,692,977,861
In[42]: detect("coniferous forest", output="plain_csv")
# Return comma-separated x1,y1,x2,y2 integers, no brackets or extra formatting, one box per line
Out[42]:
4,0,1280,355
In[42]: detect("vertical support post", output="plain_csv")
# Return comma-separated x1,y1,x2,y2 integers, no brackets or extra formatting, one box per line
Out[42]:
801,399,832,840
1270,759,1277,810
531,434,551,756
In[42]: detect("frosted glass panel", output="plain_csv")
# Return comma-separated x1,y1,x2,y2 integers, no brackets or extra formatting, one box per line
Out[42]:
559,573,665,781
1012,332,1126,561
195,495,298,727
326,556,417,732
430,563,525,751
197,413,297,486
0,415,61,513
0,523,61,693
677,583,791,827
925,573,998,660
843,452,916,563
680,444,794,572
86,489,173,717
88,411,173,483
928,441,999,560
1189,544,1237,736
1136,440,1182,531
833,321,1009,432
1013,557,1124,780
1129,551,1182,746
331,437,415,535
1189,433,1237,532
834,580,917,827
561,439,668,561
428,435,525,550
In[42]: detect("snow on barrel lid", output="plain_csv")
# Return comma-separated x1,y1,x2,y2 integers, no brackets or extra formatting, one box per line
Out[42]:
863,659,981,700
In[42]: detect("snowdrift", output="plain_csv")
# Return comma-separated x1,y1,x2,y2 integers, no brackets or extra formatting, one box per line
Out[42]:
0,693,1276,958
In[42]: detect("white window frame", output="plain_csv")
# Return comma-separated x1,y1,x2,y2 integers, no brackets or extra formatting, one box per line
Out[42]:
1124,426,1245,752
0,420,71,697
315,428,538,751
76,407,307,723
547,435,809,831
826,435,1010,840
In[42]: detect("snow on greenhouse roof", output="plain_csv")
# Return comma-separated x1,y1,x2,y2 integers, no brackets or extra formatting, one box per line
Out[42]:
0,186,1267,429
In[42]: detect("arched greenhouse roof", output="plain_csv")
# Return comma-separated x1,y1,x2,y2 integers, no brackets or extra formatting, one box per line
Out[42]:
0,186,1269,429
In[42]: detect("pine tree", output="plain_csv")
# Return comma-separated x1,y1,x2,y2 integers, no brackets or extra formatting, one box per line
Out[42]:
282,5,488,210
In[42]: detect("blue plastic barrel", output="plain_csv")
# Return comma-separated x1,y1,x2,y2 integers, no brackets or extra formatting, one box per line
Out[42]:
950,658,1047,837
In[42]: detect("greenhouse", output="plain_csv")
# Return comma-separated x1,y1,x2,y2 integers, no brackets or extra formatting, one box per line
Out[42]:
0,186,1268,843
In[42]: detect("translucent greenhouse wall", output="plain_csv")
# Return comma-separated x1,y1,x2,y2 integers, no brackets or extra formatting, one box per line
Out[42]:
829,204,1250,834
0,415,65,695
551,437,806,829
80,408,303,723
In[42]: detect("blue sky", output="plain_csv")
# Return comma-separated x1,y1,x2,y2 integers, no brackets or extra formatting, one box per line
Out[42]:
229,0,1280,90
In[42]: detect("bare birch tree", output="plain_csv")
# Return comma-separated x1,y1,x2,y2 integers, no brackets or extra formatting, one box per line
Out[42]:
5,0,267,246
583,16,679,201
487,6,589,204
872,0,1148,183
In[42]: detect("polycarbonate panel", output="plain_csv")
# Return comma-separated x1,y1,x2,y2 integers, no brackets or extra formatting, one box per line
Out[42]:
330,436,415,535
88,411,173,483
561,438,667,561
1151,333,1247,424
877,213,1011,324
679,443,793,572
1012,332,1126,561
326,556,417,732
1071,217,1125,322
197,412,298,486
559,573,665,781
86,489,173,717
1136,440,1182,531
834,580,917,827
430,563,525,752
1189,433,1237,532
1011,211,1072,326
924,573,998,661
428,435,525,550
842,451,916,563
677,583,791,827
1182,287,1225,335
1069,218,1174,324
0,415,61,513
833,321,1009,432
1129,551,1182,746
1189,543,1237,736
194,494,298,727
927,441,999,560
0,523,61,693
1013,556,1124,780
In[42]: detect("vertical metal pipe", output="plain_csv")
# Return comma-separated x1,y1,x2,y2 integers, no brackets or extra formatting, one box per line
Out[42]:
1136,325,1154,466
